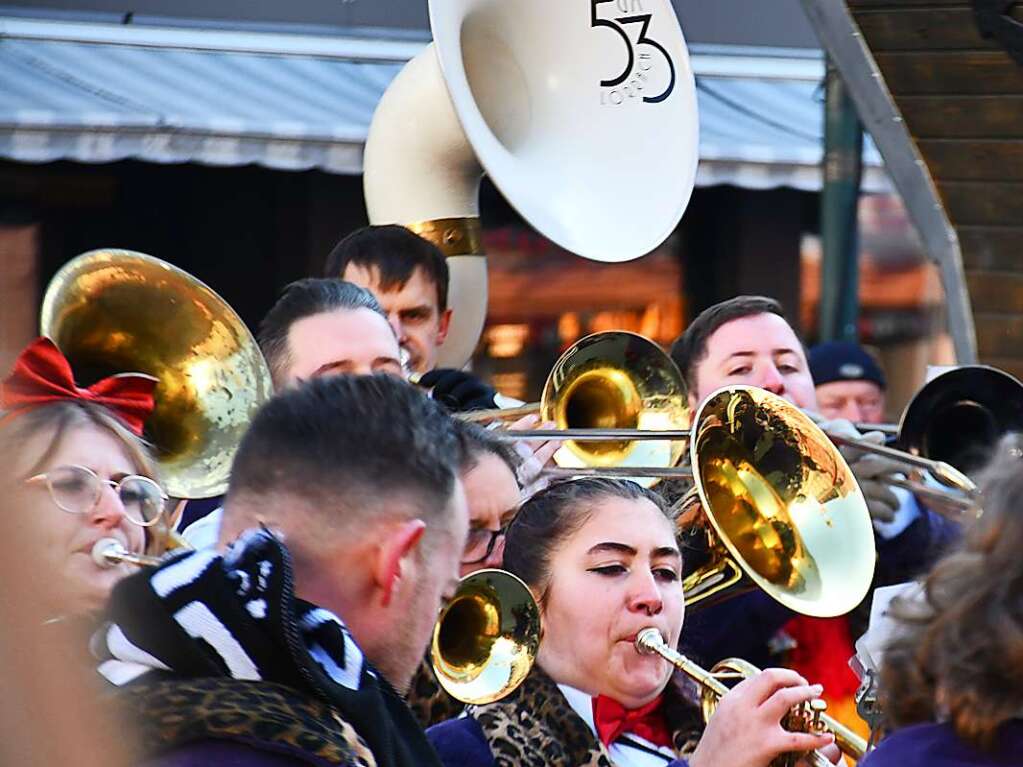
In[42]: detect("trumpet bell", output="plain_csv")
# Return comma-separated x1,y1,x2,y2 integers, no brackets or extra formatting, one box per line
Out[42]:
689,386,876,617
899,365,1023,476
540,332,689,487
40,249,273,499
431,569,541,705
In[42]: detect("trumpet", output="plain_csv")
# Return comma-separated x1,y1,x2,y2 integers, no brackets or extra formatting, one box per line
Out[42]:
430,570,868,765
636,628,867,767
91,538,162,569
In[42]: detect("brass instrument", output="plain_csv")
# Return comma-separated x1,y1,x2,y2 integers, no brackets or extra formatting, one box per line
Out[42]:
470,331,690,487
365,1,698,369
898,364,1023,476
506,385,877,614
430,570,867,764
678,386,876,613
40,249,274,501
92,538,162,569
495,331,983,513
430,568,541,704
636,628,867,767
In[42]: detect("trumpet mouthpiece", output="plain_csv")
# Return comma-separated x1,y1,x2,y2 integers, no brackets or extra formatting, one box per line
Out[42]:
636,627,665,654
92,538,125,568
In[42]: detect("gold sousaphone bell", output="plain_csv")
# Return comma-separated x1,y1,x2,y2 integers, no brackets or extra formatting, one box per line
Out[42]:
40,249,274,500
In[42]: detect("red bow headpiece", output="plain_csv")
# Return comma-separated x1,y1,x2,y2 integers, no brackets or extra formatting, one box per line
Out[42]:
592,693,671,749
1,337,157,436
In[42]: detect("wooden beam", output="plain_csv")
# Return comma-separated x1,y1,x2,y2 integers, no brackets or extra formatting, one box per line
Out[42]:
900,96,1023,139
940,181,1023,225
873,51,1023,96
918,139,1023,181
853,8,994,51
958,226,1023,271
974,313,1023,357
965,271,1023,313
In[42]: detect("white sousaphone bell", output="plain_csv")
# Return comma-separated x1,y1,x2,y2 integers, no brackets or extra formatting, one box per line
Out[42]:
364,0,700,367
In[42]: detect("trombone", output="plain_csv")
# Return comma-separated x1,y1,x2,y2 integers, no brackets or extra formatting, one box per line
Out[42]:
487,330,983,514
430,570,867,765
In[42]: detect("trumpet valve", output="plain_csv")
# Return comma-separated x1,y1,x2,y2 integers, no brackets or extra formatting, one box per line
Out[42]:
808,698,827,731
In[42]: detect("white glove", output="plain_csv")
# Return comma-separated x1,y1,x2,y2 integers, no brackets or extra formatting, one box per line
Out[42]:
816,418,903,524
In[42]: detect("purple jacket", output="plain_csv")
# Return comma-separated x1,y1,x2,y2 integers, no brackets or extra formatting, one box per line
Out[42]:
862,720,1023,767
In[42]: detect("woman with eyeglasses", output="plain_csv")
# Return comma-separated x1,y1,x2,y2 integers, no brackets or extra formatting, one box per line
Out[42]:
406,419,524,728
428,477,840,767
2,337,164,621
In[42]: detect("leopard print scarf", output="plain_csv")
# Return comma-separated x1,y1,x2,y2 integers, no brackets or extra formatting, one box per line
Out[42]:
466,666,703,767
114,676,378,766
406,655,465,728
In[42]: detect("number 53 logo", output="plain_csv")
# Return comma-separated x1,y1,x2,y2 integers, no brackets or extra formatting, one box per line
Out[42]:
591,0,676,104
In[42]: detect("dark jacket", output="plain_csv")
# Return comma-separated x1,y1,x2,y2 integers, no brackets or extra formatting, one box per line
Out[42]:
862,720,1023,767
681,507,962,669
99,530,441,767
426,665,697,767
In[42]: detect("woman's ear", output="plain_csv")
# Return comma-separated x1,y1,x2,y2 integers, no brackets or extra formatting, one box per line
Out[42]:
374,519,427,608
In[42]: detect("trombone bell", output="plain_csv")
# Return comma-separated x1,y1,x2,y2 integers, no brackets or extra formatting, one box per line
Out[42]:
684,386,876,617
540,332,690,487
431,569,541,705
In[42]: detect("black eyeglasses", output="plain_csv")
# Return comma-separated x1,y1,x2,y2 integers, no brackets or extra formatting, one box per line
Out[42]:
25,464,167,527
461,525,508,566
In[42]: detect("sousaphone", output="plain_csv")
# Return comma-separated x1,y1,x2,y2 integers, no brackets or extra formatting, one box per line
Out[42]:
364,0,699,367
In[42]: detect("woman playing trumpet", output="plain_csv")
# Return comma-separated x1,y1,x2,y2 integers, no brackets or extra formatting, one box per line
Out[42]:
428,477,840,767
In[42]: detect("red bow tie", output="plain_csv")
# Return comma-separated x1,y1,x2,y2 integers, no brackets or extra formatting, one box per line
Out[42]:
592,693,671,749
1,337,157,436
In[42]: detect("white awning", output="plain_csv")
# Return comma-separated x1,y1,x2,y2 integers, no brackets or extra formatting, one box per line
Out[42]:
0,18,888,191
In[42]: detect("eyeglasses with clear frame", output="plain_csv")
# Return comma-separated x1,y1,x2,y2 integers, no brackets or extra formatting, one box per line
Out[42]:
461,525,509,566
25,464,167,527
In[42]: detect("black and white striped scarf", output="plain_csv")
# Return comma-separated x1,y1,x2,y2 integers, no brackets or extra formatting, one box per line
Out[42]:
96,528,441,767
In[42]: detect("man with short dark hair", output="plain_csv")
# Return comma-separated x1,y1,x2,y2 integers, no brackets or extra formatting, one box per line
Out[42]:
671,295,816,411
672,296,960,693
258,277,403,389
100,374,468,767
325,225,450,376
325,225,498,411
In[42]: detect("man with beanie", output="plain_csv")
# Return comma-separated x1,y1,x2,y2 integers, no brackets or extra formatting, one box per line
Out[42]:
810,341,886,425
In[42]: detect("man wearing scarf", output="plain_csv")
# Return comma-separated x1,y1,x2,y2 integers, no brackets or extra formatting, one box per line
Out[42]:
97,374,469,767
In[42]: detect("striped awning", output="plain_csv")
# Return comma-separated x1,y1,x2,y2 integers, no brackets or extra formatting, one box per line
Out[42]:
0,18,887,191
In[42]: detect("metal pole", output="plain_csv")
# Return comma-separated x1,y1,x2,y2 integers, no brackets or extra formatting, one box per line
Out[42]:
818,57,864,342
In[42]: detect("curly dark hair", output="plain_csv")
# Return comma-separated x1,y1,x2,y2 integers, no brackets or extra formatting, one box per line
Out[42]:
879,435,1023,750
